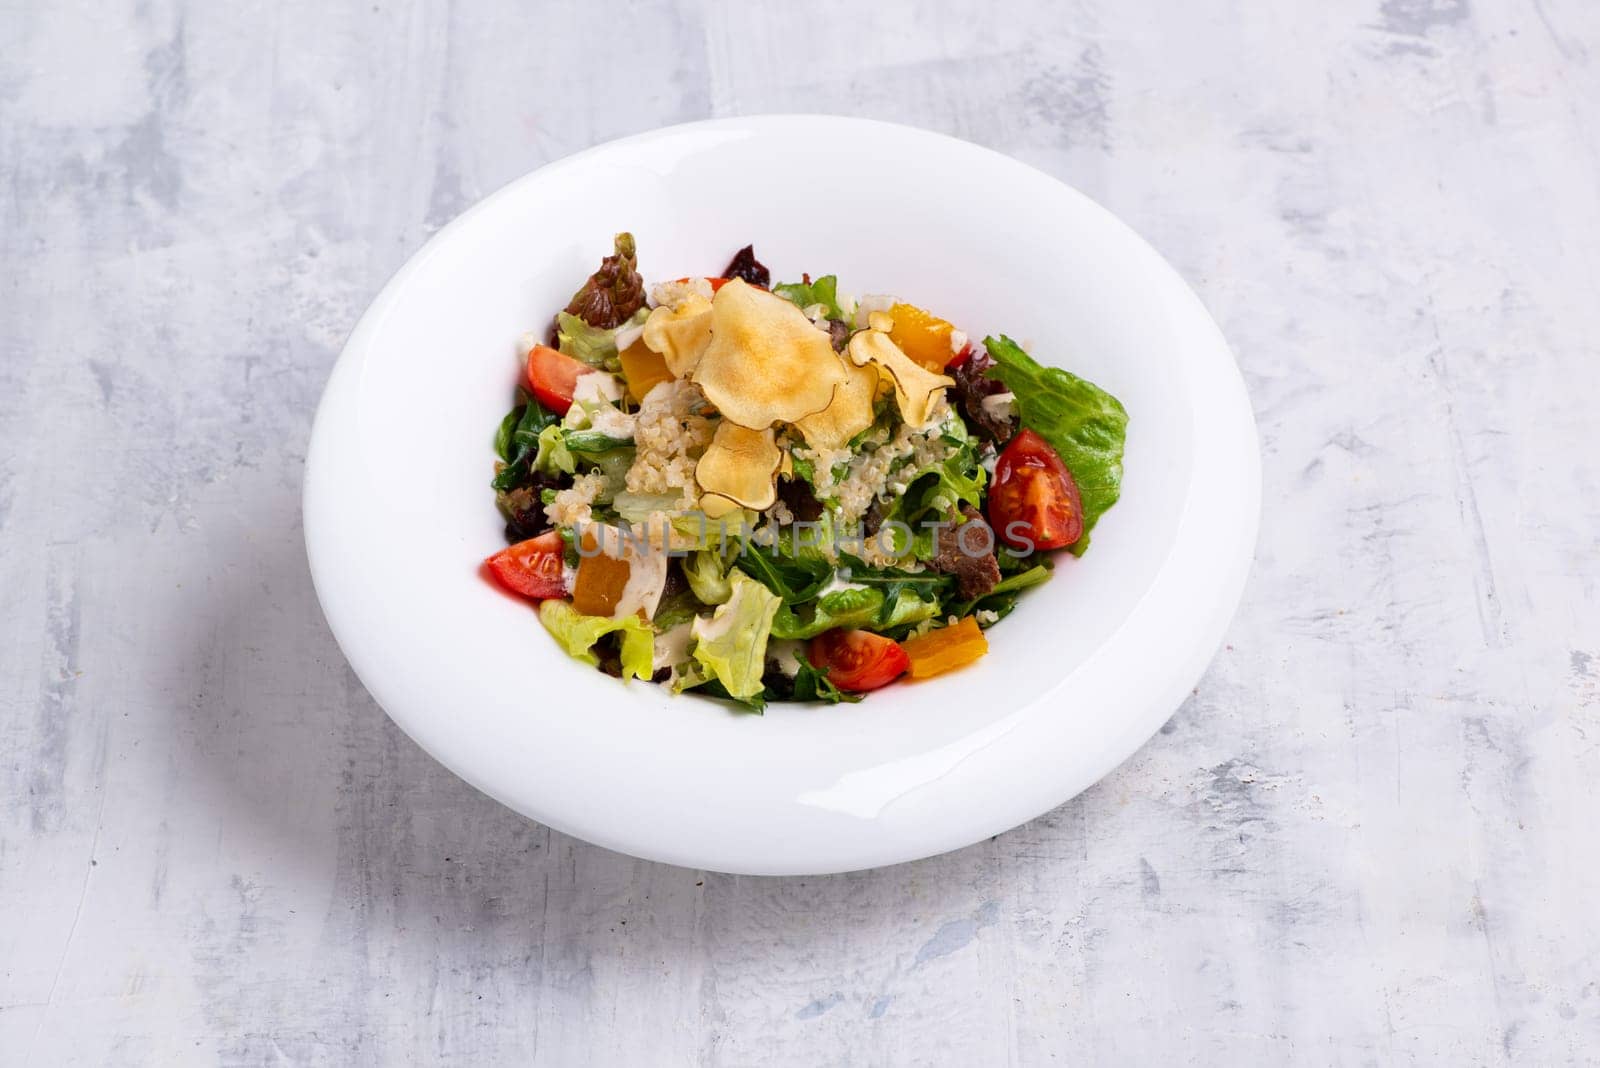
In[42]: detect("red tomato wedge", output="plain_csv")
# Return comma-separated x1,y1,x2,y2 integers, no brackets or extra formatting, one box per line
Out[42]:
807,630,910,692
485,531,568,600
987,428,1083,551
524,343,589,415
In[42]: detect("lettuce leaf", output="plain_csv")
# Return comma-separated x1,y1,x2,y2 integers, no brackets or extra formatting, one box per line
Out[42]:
772,275,845,320
982,335,1128,554
769,583,941,640
689,572,781,700
684,548,734,605
531,426,635,481
557,307,649,371
537,601,655,681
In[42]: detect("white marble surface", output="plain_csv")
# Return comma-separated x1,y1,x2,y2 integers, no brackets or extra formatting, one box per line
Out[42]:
3,0,1599,1063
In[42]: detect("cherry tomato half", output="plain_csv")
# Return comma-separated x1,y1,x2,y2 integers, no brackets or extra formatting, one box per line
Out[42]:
485,531,568,600
807,629,910,692
524,343,590,415
987,428,1084,551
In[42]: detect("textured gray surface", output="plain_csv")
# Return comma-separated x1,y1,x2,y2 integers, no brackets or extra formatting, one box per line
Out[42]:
3,0,1599,1063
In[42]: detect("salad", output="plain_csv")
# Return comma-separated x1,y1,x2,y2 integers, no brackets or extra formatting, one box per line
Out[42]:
485,234,1128,710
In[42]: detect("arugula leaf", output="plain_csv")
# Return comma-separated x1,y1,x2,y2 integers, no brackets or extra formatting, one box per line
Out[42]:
773,274,845,320
765,661,861,705
789,662,860,703
837,555,957,626
689,677,767,713
950,562,1053,619
983,335,1128,554
733,539,834,605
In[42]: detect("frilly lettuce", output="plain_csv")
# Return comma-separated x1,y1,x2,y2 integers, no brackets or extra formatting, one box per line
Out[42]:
687,572,781,700
538,601,654,681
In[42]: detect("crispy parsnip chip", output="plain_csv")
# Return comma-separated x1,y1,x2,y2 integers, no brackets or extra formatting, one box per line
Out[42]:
793,359,879,449
642,295,713,377
692,279,845,427
695,421,783,512
847,328,954,428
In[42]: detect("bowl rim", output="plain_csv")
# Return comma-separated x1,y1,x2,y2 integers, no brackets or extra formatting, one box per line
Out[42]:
304,114,1260,874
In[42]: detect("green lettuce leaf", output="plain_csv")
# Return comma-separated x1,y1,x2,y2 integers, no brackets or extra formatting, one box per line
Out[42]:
537,601,655,681
769,583,941,640
982,335,1128,554
772,275,845,320
557,307,649,371
531,426,635,482
689,572,781,700
683,548,734,605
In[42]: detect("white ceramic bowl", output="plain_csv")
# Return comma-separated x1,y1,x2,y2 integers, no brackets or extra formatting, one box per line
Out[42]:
304,116,1259,875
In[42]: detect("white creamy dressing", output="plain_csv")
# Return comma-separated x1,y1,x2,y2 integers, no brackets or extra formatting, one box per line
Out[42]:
652,621,695,678
817,573,867,598
568,371,636,439
980,391,1016,423
766,638,807,678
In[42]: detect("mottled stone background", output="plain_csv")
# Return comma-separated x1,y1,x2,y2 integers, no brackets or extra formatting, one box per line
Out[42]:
3,0,1598,1063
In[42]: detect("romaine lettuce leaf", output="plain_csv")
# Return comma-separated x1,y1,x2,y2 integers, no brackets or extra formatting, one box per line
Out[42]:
689,572,781,700
537,601,655,681
982,336,1128,554
772,275,845,320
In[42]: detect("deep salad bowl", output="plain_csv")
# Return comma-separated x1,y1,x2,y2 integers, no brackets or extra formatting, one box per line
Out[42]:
304,116,1259,875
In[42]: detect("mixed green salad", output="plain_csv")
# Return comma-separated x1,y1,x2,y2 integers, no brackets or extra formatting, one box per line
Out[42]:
485,235,1128,709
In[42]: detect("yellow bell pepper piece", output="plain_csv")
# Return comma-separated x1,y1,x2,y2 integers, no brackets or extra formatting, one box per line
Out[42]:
901,616,989,678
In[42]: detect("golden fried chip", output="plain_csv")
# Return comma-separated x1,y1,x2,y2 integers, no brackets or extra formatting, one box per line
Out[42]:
846,328,954,428
695,421,783,512
793,358,878,449
691,279,846,428
642,295,713,378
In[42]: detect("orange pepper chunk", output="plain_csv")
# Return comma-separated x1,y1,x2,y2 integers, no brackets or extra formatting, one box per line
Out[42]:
618,338,674,402
900,616,989,678
887,302,959,373
570,530,632,617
